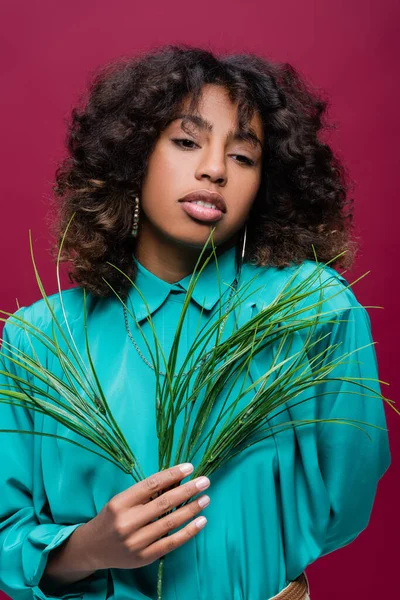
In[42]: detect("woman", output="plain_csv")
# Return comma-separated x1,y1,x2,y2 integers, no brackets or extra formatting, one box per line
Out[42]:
0,45,391,600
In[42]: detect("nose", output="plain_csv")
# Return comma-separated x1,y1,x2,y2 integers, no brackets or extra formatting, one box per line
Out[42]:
195,147,227,186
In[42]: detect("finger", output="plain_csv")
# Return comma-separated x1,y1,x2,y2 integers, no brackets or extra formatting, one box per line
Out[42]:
138,514,208,564
132,495,210,550
133,476,210,528
112,463,194,509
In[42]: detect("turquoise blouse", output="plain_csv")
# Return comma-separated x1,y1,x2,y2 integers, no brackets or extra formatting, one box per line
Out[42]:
0,246,391,600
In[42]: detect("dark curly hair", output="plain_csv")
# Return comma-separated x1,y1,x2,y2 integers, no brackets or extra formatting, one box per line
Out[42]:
48,43,358,300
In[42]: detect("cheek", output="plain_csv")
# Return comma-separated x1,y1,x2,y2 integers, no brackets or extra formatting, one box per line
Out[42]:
232,170,262,211
141,156,167,205
142,147,182,196
250,166,263,193
247,170,262,209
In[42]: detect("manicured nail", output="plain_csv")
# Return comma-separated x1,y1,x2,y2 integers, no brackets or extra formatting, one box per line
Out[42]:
198,495,210,508
196,477,210,491
195,516,207,529
179,463,194,475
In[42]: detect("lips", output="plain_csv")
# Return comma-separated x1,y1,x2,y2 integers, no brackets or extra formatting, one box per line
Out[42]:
178,190,227,213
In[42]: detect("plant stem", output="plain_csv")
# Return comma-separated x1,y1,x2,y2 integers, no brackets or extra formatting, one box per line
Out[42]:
130,467,165,600
157,556,165,600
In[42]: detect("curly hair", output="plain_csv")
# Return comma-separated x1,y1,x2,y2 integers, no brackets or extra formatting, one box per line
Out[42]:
49,43,358,300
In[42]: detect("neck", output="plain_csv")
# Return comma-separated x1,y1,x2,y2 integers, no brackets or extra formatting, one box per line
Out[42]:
134,223,239,284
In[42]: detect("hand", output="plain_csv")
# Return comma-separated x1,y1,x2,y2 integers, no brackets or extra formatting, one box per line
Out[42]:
82,463,210,570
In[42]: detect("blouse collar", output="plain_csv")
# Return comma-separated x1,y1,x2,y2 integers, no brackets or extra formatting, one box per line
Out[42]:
129,245,238,323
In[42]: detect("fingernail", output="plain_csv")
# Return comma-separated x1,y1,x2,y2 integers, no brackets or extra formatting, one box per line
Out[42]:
196,476,210,491
198,495,210,508
195,516,207,529
179,463,194,475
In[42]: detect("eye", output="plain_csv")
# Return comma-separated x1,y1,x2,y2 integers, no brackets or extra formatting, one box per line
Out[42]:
233,155,255,166
171,138,198,149
171,138,256,166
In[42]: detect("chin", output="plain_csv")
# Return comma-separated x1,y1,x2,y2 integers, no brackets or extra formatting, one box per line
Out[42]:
166,232,217,249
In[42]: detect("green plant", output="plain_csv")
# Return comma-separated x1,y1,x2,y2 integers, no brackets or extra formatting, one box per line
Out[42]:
0,214,396,599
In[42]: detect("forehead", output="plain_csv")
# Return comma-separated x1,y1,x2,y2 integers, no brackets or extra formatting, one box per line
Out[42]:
179,85,263,133
172,86,264,148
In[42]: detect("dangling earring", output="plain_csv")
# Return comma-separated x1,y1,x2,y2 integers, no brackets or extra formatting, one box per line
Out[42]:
241,222,247,262
131,196,140,238
236,222,248,280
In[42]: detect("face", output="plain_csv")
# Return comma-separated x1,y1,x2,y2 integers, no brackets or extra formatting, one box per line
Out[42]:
138,84,264,255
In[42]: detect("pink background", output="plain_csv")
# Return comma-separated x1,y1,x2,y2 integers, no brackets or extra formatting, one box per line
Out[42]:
1,1,399,598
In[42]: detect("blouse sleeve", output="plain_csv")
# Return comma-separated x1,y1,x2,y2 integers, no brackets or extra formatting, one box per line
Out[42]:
307,283,392,557
0,307,85,600
256,265,393,580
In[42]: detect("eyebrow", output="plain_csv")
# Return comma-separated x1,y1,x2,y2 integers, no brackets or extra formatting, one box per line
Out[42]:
173,113,263,151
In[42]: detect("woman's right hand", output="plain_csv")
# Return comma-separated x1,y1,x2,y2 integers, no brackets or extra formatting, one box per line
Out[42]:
82,463,210,570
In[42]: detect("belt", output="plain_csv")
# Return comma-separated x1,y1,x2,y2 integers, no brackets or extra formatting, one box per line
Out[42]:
268,571,310,600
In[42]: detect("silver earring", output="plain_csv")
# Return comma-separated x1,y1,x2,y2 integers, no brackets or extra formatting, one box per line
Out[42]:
241,222,247,262
131,196,140,237
236,222,247,280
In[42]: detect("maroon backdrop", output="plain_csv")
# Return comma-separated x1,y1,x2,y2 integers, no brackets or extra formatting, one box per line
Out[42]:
1,1,399,598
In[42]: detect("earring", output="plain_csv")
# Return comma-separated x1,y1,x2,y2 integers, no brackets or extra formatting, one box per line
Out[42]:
236,222,247,280
241,222,247,262
131,196,140,237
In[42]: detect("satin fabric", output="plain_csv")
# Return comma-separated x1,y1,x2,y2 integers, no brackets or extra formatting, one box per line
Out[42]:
0,246,391,600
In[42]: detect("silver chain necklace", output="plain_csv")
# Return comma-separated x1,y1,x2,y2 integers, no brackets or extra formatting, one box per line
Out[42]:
123,276,239,377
